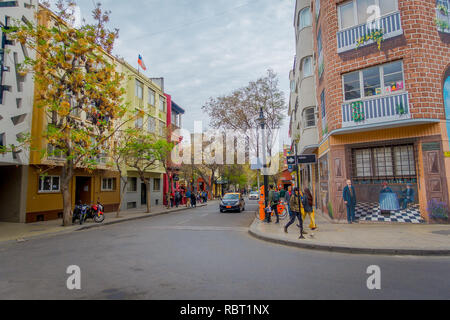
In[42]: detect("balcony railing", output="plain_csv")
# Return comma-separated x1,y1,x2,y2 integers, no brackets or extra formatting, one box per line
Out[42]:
436,0,450,33
342,92,410,128
337,11,403,53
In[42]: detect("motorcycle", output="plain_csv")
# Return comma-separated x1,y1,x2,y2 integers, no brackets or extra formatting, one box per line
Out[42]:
72,202,105,225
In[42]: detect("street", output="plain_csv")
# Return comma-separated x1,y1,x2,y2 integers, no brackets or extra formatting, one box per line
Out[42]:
0,199,449,300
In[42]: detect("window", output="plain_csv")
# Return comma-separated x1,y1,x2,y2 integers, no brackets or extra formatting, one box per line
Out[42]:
290,80,296,93
135,117,143,129
352,144,416,182
127,177,137,192
315,0,321,18
298,7,311,31
320,90,326,119
148,88,155,105
302,56,312,78
148,117,156,132
343,61,404,102
363,66,381,97
159,96,166,112
0,133,4,147
153,178,161,191
338,0,398,30
304,108,316,128
47,144,65,160
39,176,60,193
159,121,165,137
102,178,115,191
135,80,143,100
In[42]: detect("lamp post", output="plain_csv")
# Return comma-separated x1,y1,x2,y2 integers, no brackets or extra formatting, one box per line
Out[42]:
293,137,305,239
258,107,269,210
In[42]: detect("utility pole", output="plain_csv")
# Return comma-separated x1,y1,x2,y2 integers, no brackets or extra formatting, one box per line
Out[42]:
259,107,269,209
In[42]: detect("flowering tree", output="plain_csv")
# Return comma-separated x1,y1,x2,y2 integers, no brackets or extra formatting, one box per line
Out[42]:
5,0,127,226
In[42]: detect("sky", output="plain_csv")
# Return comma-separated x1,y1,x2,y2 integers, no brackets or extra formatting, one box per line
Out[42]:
68,0,295,147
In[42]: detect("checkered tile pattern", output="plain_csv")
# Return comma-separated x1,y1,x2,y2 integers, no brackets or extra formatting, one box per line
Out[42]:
355,202,425,224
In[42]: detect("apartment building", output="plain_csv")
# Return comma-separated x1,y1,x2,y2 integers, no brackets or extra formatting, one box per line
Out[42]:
117,60,166,210
163,94,185,205
0,0,37,222
289,0,320,203
308,0,450,223
25,6,121,223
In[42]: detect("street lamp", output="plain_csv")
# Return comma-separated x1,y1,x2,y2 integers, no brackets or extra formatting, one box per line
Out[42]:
258,107,269,211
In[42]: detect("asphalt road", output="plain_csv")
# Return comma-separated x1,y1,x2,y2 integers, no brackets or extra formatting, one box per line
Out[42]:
0,199,449,300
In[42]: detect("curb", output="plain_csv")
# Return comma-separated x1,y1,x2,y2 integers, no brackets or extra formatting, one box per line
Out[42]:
1,203,211,245
76,203,209,232
248,217,450,257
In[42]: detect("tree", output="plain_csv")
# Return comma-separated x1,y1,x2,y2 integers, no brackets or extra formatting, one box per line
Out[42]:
122,125,174,213
6,0,126,226
202,69,286,158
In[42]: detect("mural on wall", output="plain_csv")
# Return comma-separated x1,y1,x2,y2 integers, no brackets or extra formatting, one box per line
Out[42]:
445,68,450,149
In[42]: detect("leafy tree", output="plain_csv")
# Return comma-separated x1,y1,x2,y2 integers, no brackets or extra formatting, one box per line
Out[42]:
122,124,174,213
202,69,286,158
5,0,126,226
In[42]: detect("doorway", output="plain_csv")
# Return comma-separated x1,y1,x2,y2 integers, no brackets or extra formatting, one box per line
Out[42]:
141,182,147,206
75,177,92,205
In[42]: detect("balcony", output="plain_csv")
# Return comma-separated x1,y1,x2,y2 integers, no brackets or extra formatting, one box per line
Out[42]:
436,0,450,33
337,11,403,53
341,92,410,128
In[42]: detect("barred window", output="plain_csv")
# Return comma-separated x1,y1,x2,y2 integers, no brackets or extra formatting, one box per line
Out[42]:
352,144,416,182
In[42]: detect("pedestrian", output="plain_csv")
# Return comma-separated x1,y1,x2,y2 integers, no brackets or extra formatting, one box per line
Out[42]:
267,185,280,224
170,191,175,208
343,179,357,224
175,190,181,208
302,188,317,230
280,188,286,200
185,189,192,208
284,187,305,239
285,186,292,218
191,191,197,208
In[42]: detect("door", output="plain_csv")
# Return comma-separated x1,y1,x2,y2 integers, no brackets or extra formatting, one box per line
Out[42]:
141,182,147,206
75,177,92,205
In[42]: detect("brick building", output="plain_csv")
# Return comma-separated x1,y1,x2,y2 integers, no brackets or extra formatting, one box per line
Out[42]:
307,0,450,222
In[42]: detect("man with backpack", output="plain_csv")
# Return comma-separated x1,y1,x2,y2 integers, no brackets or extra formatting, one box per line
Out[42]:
267,185,280,224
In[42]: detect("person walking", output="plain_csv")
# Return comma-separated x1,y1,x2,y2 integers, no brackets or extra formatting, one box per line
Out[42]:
191,190,197,208
267,185,280,224
302,188,317,230
185,189,192,208
175,190,181,208
284,188,305,239
343,179,357,224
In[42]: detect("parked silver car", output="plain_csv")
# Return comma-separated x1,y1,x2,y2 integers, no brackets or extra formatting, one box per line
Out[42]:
248,191,260,200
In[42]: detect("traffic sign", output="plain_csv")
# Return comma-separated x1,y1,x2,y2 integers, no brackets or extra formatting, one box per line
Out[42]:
287,155,317,165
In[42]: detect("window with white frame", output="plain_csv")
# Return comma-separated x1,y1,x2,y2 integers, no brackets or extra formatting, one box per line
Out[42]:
302,56,313,78
159,121,165,137
135,80,143,100
315,0,321,18
290,80,296,93
159,96,166,112
303,107,316,128
102,178,115,191
148,117,156,132
148,88,155,106
39,176,60,193
343,60,404,102
135,117,143,129
298,7,311,31
338,0,398,30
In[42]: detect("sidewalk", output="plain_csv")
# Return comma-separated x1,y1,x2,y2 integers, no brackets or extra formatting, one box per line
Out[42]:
0,201,215,244
249,210,450,256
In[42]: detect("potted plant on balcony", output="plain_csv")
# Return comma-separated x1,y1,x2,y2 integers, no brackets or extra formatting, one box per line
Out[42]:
437,4,449,16
396,102,407,116
351,101,365,122
356,29,384,50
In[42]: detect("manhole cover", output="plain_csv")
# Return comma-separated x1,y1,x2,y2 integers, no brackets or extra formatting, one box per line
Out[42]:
432,230,450,236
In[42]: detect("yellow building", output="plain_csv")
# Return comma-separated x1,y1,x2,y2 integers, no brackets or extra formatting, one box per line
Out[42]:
25,6,121,223
116,60,167,210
